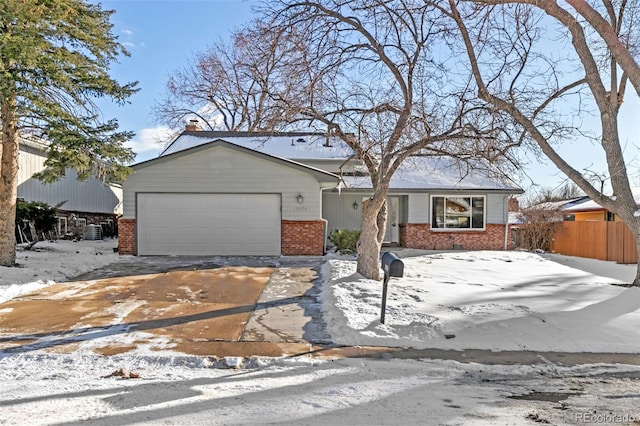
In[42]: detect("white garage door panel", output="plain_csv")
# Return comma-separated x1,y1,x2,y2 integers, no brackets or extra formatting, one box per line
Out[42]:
138,193,281,255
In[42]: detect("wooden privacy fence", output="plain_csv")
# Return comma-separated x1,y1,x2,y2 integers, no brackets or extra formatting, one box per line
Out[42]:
551,221,638,264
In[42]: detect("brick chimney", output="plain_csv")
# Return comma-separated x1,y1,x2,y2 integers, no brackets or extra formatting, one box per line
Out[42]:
185,119,200,131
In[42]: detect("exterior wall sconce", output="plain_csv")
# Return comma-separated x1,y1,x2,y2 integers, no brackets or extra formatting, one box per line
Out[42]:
353,201,359,209
297,193,304,203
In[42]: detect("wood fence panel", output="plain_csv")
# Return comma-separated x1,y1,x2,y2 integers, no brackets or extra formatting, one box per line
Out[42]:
551,221,636,264
577,221,607,260
621,223,638,264
607,222,621,263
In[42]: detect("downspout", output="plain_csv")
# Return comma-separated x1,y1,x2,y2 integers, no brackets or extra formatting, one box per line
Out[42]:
504,194,510,250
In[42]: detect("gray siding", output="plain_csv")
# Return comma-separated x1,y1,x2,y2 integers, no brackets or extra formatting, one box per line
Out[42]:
124,145,326,220
408,193,430,223
486,193,508,224
322,192,365,232
18,145,122,214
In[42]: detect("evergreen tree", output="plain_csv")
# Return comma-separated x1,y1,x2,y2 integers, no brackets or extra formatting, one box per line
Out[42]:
0,0,137,265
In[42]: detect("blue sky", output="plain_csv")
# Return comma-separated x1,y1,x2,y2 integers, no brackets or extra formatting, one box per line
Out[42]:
94,0,639,195
95,0,258,160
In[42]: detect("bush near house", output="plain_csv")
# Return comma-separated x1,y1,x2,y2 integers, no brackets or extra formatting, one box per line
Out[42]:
517,205,562,251
329,229,361,254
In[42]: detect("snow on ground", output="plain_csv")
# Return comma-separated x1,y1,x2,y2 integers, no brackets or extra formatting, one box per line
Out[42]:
322,250,640,353
0,242,639,425
0,239,119,303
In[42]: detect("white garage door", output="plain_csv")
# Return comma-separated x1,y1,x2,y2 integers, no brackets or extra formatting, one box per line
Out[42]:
137,193,281,255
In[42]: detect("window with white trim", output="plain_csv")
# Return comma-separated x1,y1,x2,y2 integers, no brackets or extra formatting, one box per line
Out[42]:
431,196,485,230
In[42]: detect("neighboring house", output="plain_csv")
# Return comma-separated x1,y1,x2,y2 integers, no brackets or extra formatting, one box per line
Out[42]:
548,190,640,263
119,130,523,256
18,137,122,239
561,188,640,221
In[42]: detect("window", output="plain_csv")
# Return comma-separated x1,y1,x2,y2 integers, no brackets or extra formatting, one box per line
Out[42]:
431,196,485,230
77,218,87,229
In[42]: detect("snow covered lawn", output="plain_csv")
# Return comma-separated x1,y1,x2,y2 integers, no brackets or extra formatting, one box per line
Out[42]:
322,250,640,353
0,239,119,303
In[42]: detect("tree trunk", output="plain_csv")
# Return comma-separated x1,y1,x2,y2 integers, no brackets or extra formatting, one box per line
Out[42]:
0,90,19,266
356,197,387,280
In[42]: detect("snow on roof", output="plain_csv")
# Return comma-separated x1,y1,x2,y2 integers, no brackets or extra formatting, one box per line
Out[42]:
19,135,50,151
562,188,640,212
526,197,588,212
342,156,522,191
160,131,353,160
158,131,522,192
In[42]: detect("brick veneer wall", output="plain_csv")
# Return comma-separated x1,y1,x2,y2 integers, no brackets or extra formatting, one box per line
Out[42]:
281,220,325,255
400,223,508,250
57,210,119,238
118,219,136,255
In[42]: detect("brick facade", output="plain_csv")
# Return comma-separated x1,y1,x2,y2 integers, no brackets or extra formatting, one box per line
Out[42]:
281,220,325,255
118,219,136,255
400,223,508,250
56,210,118,239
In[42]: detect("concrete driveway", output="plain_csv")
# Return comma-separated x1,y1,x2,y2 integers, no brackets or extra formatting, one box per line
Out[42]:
0,256,331,358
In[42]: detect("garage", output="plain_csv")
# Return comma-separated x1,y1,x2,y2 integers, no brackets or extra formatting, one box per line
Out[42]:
137,193,281,255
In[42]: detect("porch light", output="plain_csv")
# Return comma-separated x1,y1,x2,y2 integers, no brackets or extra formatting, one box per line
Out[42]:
353,201,359,209
297,193,304,203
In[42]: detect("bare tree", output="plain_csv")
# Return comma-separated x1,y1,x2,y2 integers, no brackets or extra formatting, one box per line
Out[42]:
153,21,299,132
255,0,521,279
517,205,563,252
445,0,640,286
515,185,582,251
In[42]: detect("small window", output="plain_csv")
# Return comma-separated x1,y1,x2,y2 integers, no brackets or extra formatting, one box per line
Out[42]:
431,195,485,230
77,218,87,229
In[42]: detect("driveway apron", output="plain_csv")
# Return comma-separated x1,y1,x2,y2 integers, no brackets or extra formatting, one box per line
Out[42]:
0,266,287,357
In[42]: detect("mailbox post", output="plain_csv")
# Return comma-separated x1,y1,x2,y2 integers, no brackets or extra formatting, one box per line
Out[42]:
380,252,404,324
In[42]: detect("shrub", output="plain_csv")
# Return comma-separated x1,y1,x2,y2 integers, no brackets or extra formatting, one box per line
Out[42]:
329,229,360,254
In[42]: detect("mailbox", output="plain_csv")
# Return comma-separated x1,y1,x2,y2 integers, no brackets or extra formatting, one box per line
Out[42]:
382,252,404,278
380,252,404,324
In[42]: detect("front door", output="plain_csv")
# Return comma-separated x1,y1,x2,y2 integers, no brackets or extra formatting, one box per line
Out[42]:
385,197,400,243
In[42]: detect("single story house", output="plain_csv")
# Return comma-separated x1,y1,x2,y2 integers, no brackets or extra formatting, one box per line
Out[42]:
119,130,523,256
18,137,122,239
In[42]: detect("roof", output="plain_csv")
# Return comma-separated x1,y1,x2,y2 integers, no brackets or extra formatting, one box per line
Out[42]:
156,131,523,193
161,131,353,160
19,135,49,152
562,188,640,212
526,197,589,212
342,156,523,192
